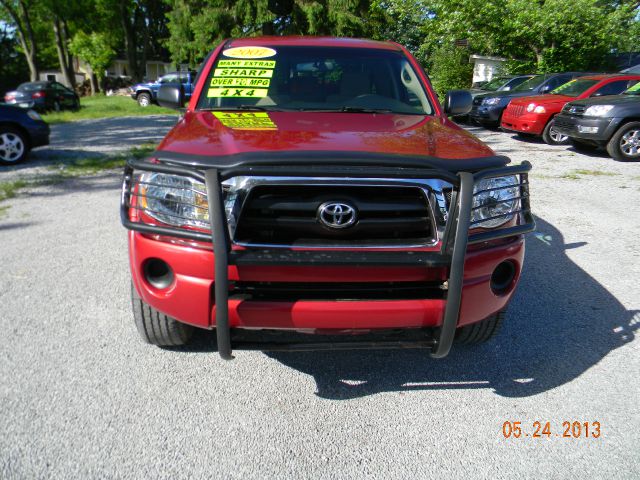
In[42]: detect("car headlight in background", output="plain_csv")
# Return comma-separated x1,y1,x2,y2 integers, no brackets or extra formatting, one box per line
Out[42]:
137,173,209,229
471,175,521,228
482,97,502,106
584,105,614,117
26,109,42,121
526,103,546,113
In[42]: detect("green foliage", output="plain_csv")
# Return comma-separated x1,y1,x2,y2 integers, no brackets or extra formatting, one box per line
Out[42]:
422,0,640,74
69,31,116,83
165,0,373,66
429,44,473,99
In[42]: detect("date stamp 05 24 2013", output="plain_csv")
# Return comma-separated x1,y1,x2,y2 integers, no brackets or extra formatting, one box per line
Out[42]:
502,421,601,439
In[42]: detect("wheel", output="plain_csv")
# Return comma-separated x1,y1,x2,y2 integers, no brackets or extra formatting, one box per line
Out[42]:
131,282,193,346
606,121,640,161
570,138,598,152
542,118,570,145
455,310,506,344
137,92,151,107
72,98,81,111
53,101,61,112
0,128,29,165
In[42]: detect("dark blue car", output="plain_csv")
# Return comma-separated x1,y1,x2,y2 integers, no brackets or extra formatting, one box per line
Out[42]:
0,105,50,165
130,71,196,107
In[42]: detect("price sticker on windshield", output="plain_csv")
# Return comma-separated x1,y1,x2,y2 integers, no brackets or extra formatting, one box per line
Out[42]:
207,88,268,98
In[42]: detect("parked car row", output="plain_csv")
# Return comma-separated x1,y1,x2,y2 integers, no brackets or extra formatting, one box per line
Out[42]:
464,73,640,161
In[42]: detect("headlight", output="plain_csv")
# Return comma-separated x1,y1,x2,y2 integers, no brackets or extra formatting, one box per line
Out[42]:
526,103,545,113
26,109,42,121
483,97,502,106
137,173,209,229
584,105,614,117
471,175,520,228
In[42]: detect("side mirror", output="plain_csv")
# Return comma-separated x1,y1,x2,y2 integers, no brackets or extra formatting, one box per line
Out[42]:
444,90,472,116
157,84,185,109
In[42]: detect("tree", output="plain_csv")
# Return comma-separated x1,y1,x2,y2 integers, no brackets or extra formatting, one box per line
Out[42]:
69,31,116,94
429,43,473,98
422,0,640,73
0,0,39,80
165,0,374,67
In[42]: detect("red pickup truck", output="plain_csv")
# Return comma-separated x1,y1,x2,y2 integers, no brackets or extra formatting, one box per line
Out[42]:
120,37,535,359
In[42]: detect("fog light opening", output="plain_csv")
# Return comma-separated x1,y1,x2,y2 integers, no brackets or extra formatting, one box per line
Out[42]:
491,261,517,295
144,258,174,290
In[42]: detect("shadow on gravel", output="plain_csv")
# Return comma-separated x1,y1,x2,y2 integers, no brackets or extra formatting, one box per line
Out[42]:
261,216,638,399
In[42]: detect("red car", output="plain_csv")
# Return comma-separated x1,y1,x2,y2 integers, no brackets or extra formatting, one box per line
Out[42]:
501,74,640,145
120,37,535,360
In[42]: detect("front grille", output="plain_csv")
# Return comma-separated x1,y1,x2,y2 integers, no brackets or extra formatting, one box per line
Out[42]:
562,104,586,116
230,281,446,301
234,184,434,247
505,103,525,117
553,117,575,131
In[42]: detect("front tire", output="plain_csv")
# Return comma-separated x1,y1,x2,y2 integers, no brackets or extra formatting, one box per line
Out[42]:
456,310,506,344
131,283,193,346
606,121,640,161
542,118,570,145
0,128,29,165
137,92,151,107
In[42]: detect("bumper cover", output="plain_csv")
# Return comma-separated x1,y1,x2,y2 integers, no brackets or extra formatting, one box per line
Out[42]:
553,114,622,143
121,152,535,359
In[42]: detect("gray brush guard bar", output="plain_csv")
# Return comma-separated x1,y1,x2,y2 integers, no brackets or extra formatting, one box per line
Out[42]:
120,151,535,360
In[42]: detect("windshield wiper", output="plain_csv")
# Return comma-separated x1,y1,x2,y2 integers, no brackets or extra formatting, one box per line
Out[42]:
202,105,287,112
295,106,395,113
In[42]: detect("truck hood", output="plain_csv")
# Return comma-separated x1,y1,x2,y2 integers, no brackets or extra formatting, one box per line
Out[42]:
158,111,495,160
509,94,574,106
565,94,640,108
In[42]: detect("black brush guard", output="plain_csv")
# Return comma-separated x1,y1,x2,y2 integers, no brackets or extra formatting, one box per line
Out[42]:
121,152,535,359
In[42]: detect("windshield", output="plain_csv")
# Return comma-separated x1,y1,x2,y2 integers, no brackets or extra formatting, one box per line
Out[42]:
624,82,640,95
18,82,48,92
197,46,433,114
481,77,511,91
551,78,598,96
512,75,547,92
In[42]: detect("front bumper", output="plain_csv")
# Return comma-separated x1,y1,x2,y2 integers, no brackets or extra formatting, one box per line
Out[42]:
553,114,621,143
29,122,50,148
501,112,547,136
469,104,505,126
121,154,535,359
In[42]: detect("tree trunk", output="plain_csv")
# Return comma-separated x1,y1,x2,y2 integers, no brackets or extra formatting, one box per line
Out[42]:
89,72,99,95
52,17,75,88
61,19,76,89
19,0,39,81
0,0,39,80
120,3,142,81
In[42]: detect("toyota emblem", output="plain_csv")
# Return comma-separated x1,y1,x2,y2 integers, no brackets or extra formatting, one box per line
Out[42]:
317,202,357,229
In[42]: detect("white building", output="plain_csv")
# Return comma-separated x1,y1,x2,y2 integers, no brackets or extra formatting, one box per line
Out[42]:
469,55,509,85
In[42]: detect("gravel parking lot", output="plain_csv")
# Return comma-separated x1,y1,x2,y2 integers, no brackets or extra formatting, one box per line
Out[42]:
1,117,638,479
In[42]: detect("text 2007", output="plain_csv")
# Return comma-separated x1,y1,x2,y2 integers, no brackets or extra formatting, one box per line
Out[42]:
502,421,601,439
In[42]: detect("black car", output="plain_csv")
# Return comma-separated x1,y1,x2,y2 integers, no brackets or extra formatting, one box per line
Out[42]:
468,75,534,99
4,81,80,113
554,82,640,161
470,72,592,127
0,105,50,165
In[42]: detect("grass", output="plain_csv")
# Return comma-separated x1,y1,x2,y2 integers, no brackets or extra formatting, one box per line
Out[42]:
561,169,619,179
0,179,29,202
0,143,158,209
41,95,178,124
